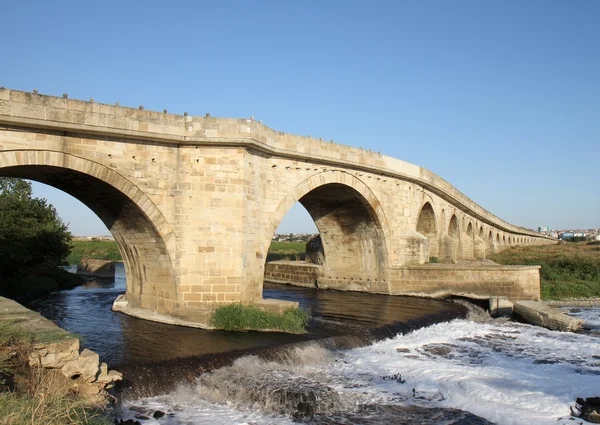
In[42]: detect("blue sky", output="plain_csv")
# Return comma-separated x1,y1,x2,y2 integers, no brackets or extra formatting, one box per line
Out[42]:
1,0,598,235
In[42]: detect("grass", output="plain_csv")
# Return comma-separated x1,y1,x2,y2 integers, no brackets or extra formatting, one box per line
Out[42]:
68,240,308,265
209,303,310,333
490,242,600,300
67,241,122,265
0,321,110,425
268,241,307,255
0,392,110,425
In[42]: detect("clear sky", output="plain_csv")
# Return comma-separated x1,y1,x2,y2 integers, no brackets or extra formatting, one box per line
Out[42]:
2,0,598,235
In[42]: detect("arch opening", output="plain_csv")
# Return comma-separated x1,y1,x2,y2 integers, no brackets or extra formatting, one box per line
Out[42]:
264,181,389,294
0,164,176,313
416,202,438,258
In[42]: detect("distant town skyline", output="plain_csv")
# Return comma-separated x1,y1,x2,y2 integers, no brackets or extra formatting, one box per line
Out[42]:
4,0,598,234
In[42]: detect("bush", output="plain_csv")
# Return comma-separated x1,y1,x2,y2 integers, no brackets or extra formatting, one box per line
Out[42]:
209,303,310,333
0,178,76,297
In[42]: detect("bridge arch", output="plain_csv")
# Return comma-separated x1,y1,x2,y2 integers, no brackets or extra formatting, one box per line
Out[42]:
416,201,439,258
264,171,391,294
0,149,176,313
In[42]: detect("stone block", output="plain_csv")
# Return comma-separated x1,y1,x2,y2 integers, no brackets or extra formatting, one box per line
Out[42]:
514,300,583,332
76,258,115,278
489,296,513,317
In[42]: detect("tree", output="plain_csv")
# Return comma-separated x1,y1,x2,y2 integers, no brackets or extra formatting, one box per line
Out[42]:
0,178,72,284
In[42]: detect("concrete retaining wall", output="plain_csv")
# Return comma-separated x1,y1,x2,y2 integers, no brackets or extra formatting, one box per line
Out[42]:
266,261,541,302
390,264,541,302
264,261,321,288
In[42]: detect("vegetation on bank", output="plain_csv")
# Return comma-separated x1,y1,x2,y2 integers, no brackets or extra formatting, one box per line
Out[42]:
490,242,600,300
209,303,310,333
0,178,80,298
67,240,122,265
68,239,308,264
0,321,110,425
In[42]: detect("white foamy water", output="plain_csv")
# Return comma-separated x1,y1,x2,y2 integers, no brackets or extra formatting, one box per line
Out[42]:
121,308,600,425
562,307,600,330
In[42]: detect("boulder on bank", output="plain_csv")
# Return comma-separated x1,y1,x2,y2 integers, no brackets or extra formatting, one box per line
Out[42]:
513,300,583,332
77,258,115,278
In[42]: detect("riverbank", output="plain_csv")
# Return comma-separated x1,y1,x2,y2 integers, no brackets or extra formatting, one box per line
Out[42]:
490,241,600,300
0,297,118,425
68,240,122,265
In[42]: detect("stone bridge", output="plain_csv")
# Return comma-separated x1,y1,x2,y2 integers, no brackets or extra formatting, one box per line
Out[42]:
0,88,555,327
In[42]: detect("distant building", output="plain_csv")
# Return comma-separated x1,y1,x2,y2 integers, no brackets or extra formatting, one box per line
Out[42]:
537,226,551,233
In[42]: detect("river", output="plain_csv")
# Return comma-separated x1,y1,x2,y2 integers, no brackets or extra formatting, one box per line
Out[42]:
24,264,600,425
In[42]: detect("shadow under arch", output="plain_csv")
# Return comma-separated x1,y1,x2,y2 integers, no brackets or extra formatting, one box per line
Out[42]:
263,171,391,294
0,150,176,314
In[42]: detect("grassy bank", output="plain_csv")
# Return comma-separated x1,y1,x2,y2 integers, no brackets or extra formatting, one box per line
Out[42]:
490,242,600,300
0,321,110,425
209,303,310,333
67,240,122,265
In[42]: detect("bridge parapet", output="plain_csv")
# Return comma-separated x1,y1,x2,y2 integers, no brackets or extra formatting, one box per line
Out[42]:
0,88,553,240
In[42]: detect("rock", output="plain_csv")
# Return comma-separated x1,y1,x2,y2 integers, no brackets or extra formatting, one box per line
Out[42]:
153,411,166,419
61,348,100,382
396,348,410,353
489,296,513,317
574,397,600,423
77,258,115,278
588,411,600,423
513,300,583,332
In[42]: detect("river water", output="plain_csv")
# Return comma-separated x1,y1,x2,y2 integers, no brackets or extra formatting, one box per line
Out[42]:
24,264,600,425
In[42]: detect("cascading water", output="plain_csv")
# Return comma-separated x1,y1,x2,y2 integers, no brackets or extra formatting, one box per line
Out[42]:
23,265,600,424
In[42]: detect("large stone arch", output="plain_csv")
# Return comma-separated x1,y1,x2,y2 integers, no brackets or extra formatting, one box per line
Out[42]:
416,201,438,258
263,171,391,294
0,149,177,314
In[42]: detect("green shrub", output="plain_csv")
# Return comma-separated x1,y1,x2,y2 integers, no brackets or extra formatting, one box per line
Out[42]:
429,257,439,263
209,303,309,333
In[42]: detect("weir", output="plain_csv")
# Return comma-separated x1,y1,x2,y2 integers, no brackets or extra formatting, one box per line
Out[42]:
0,88,556,328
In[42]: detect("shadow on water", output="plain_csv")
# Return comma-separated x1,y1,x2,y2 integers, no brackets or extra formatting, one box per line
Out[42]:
24,264,467,398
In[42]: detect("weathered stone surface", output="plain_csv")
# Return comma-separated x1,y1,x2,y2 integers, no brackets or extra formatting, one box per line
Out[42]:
489,296,513,317
0,88,556,328
1,296,122,403
77,258,115,278
514,300,583,332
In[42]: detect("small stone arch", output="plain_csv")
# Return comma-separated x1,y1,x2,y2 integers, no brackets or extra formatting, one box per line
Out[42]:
466,222,474,239
449,215,460,238
416,201,439,258
441,214,460,261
